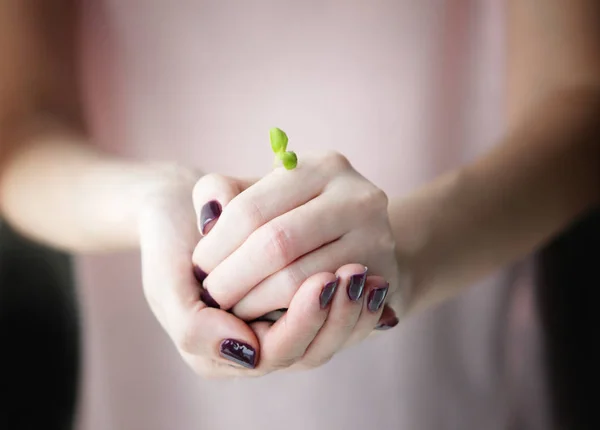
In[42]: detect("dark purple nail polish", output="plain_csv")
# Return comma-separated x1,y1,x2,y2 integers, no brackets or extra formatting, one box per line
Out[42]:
193,265,208,284
367,283,389,313
347,267,367,301
320,277,339,309
200,200,222,236
375,316,399,330
220,339,257,369
200,288,220,309
194,266,220,308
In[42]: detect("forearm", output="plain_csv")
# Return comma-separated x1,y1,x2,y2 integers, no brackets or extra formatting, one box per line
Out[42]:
391,88,600,313
0,119,200,252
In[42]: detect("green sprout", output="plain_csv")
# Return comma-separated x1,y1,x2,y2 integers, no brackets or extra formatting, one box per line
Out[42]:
270,127,297,170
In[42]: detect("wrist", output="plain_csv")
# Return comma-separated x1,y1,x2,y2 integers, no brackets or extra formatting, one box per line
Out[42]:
73,159,202,253
138,162,201,205
388,169,466,314
0,120,204,253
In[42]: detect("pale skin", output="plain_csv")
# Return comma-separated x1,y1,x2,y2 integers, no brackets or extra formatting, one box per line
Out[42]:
1,0,599,378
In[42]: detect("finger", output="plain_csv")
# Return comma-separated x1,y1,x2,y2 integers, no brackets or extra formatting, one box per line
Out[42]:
250,272,338,372
343,275,389,348
296,264,368,369
191,173,254,308
139,209,259,376
203,193,353,309
192,173,255,236
174,307,261,372
193,152,342,276
232,237,364,320
375,304,400,330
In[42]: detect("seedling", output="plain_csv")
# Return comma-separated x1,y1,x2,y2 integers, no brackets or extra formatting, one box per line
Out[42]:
269,127,297,170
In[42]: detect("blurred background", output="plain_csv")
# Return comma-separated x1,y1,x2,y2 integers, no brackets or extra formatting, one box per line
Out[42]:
535,208,599,429
0,220,79,430
0,210,598,430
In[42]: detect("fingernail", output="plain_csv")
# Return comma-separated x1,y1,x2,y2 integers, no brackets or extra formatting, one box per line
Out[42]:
194,266,220,308
200,288,220,309
192,265,208,284
220,339,257,369
200,200,222,236
367,283,389,312
347,267,367,301
320,277,339,309
375,316,399,330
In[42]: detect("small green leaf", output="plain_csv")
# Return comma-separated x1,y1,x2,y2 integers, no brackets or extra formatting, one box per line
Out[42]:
269,127,288,153
280,151,297,170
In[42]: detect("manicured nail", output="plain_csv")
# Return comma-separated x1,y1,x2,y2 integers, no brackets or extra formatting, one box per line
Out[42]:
347,267,367,301
193,266,220,308
367,283,389,312
200,200,222,236
193,265,208,284
375,316,399,330
200,288,220,309
220,339,257,369
320,277,339,309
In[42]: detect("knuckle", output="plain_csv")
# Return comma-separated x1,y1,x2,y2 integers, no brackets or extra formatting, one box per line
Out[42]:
372,188,390,210
356,186,389,214
227,196,265,229
259,220,294,266
322,150,352,172
350,187,389,227
193,173,225,199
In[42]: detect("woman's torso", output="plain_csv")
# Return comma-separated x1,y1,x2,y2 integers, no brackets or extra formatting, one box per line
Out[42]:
75,1,549,429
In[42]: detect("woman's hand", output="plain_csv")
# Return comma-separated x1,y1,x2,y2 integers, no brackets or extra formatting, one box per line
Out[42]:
249,265,394,373
138,171,395,376
192,151,403,348
138,173,263,376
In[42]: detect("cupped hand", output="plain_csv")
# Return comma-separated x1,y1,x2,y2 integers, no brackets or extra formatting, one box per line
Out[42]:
192,151,402,348
137,170,396,378
138,173,259,377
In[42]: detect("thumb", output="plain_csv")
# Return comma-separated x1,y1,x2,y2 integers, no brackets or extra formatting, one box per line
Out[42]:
139,201,260,374
192,173,256,236
173,306,261,372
